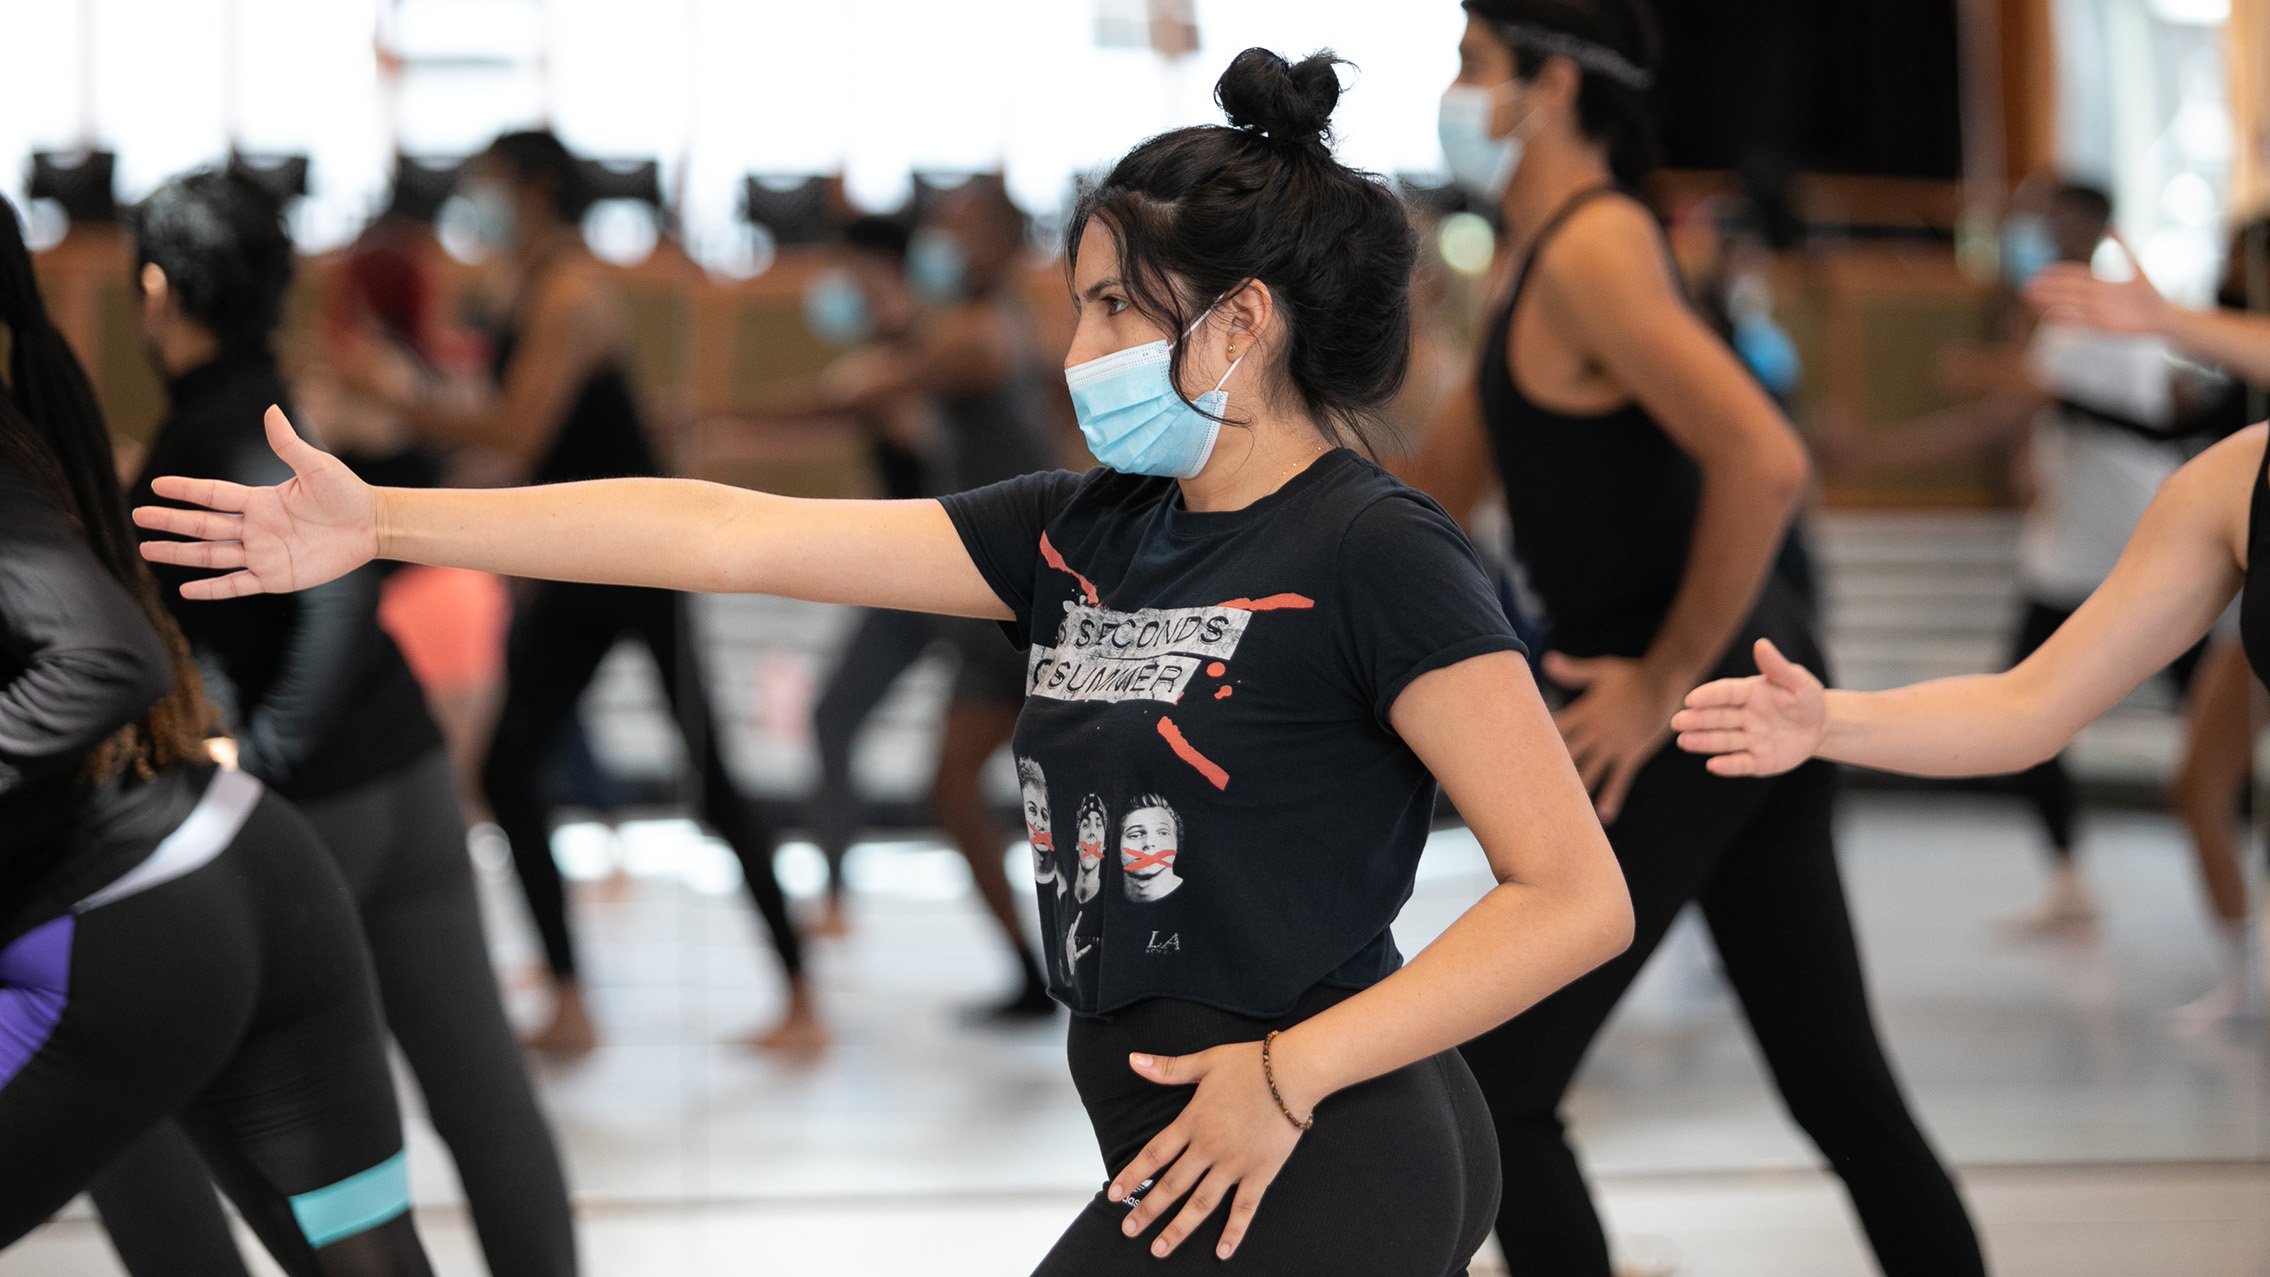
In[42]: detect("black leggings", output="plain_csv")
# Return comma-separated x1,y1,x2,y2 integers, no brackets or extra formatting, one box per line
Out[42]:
0,770,430,1275
484,580,801,980
91,749,578,1277
808,607,937,893
1035,987,1499,1276
1460,749,1984,1275
2006,597,2207,860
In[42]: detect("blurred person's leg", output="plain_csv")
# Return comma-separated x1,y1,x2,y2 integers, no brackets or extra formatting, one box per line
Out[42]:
309,749,580,1275
1461,745,1776,1274
631,588,824,1053
481,582,626,1057
9,781,434,1276
808,607,938,934
91,1123,253,1277
2002,598,2092,931
1696,764,1986,1276
2171,633,2265,1034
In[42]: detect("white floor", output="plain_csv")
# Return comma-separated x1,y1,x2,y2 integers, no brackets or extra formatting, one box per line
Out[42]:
8,791,2270,1275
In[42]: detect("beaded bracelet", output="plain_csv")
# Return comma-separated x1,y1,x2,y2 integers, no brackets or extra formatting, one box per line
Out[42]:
1260,1030,1314,1132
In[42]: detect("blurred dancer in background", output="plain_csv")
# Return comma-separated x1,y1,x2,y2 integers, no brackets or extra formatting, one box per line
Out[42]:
1410,3,1984,1271
1824,179,2216,935
0,193,435,1275
749,182,1064,1019
106,167,579,1277
2029,215,2270,1028
336,130,819,1055
753,215,939,936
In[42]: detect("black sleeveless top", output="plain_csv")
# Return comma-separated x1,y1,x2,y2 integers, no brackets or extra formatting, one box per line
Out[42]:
491,265,660,486
1479,188,1702,658
2241,433,2270,685
1477,186,1819,670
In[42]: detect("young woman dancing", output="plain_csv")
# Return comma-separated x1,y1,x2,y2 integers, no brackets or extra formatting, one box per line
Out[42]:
1407,2,1985,1271
136,49,1632,1275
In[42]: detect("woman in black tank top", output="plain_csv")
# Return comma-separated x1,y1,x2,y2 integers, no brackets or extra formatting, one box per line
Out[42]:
337,130,819,1058
1410,5,1987,1273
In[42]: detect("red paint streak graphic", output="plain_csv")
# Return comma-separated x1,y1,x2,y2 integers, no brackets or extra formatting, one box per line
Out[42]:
1156,717,1229,791
1077,839,1106,864
1214,593,1315,612
1121,847,1179,873
1037,533,1100,606
1205,662,1227,678
1214,686,1233,700
1027,830,1055,852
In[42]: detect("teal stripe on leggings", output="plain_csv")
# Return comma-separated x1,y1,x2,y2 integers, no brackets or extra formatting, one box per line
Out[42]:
289,1150,411,1249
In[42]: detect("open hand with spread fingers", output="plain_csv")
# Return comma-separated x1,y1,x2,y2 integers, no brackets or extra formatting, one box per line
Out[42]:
1670,637,1826,777
1105,1042,1308,1262
132,406,380,599
2024,237,2168,336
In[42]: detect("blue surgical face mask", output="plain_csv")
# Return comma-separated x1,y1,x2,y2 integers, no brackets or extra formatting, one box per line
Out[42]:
1723,272,1801,397
464,183,518,253
1065,304,1246,479
1733,315,1801,398
1438,83,1525,202
908,230,969,305
2001,214,2056,287
802,269,874,346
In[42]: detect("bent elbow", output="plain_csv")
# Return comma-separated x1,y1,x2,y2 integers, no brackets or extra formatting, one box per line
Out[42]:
1586,864,1636,965
1599,886,1636,962
1764,438,1812,508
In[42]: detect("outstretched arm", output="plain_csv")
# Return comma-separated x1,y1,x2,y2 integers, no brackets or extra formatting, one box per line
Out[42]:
134,406,1009,621
1674,424,2262,778
2029,257,2270,386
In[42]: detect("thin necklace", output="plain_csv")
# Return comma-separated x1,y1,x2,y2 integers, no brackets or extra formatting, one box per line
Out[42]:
1284,441,1330,483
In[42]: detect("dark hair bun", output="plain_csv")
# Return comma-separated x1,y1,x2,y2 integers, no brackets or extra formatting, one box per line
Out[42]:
1216,48,1345,150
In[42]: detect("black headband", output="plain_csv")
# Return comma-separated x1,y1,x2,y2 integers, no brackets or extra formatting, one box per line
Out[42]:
1462,0,1654,91
1493,21,1652,89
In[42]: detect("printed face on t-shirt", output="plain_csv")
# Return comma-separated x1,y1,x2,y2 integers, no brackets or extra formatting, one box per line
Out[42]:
1020,764,1057,884
1119,800,1182,903
1073,797,1106,904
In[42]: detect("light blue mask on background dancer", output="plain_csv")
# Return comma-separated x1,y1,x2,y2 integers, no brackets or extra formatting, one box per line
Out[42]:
802,269,874,346
1438,84,1524,202
1064,305,1245,479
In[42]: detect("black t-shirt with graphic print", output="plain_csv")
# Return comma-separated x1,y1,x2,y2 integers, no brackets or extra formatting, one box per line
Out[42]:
940,449,1526,1018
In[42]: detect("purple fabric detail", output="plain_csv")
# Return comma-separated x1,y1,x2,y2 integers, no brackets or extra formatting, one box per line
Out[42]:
0,913,74,1092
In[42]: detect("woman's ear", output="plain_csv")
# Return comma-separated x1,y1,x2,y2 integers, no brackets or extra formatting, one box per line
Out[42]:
1220,278,1274,353
1530,56,1583,119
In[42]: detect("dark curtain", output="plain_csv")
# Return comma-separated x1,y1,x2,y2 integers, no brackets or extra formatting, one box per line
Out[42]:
1648,0,1966,179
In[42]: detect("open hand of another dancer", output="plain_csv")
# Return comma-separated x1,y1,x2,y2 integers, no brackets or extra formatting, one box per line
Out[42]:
133,406,379,599
1539,652,1684,823
1671,638,1826,777
1107,1042,1307,1261
2026,246,2168,337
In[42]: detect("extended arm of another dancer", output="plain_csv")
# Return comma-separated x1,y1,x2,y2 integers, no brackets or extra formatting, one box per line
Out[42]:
1672,423,2262,779
136,398,1631,1262
338,260,618,463
2030,256,2270,387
